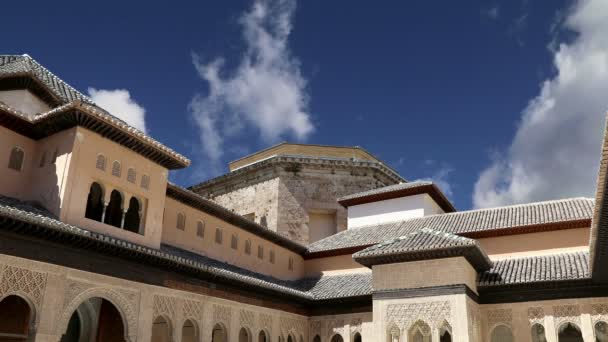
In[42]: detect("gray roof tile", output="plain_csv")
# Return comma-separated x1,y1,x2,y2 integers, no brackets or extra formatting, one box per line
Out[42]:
338,181,433,202
478,251,590,286
307,198,594,254
353,228,492,270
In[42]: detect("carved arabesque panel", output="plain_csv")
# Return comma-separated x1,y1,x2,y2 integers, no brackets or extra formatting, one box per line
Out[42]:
0,264,48,310
386,301,451,329
487,308,513,328
553,305,581,326
213,304,232,328
240,309,255,330
350,318,363,334
528,307,545,324
183,299,203,321
260,313,273,335
153,294,177,319
325,319,345,338
591,303,608,324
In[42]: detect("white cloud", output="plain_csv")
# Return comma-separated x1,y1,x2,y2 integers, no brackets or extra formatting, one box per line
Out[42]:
88,88,147,133
473,0,608,208
415,166,454,198
190,0,313,169
482,6,500,20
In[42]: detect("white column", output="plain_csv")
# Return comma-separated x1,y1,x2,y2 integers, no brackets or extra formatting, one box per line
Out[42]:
581,313,595,342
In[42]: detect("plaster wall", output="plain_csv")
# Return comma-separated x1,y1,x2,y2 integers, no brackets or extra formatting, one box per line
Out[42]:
60,127,168,249
372,257,478,293
304,255,368,277
0,90,51,117
479,228,590,260
0,125,37,200
162,198,304,281
347,194,445,229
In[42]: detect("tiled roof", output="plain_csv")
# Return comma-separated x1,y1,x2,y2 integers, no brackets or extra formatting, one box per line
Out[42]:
307,197,594,254
353,228,492,271
166,183,307,254
0,195,370,301
338,181,431,200
296,272,373,300
0,54,190,169
478,251,590,286
0,55,90,104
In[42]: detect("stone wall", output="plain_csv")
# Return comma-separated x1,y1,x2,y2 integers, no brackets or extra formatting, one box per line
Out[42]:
195,158,401,245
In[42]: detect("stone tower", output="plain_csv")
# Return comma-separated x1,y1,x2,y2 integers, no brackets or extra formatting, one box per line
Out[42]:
190,143,404,245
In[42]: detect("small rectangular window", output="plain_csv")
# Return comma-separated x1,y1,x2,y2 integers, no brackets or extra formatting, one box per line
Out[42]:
269,250,275,264
231,234,238,249
245,240,251,255
176,213,186,230
288,257,294,271
215,228,223,244
196,221,205,238
257,245,264,259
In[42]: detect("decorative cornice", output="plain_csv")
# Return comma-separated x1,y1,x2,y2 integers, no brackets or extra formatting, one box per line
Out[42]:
190,154,405,195
373,284,479,302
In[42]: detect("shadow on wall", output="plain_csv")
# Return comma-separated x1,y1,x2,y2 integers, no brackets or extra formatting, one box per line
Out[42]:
31,148,61,218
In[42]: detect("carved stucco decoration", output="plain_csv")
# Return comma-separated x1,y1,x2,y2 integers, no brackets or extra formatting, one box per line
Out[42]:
311,320,324,337
57,283,139,342
280,316,306,338
326,319,345,339
553,304,581,326
528,307,545,324
0,264,48,312
466,300,481,341
213,304,232,329
260,313,273,335
183,299,203,322
591,303,608,324
153,294,177,320
240,309,255,330
386,301,451,330
409,319,431,337
350,318,363,334
487,308,513,328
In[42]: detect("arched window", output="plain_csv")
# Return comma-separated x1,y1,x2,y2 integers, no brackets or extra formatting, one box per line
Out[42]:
288,257,294,271
269,250,275,264
197,221,205,238
353,332,362,342
8,147,24,171
127,168,136,183
490,325,513,342
257,245,264,259
141,174,150,190
558,322,583,342
177,213,186,230
440,322,452,342
215,228,223,244
212,323,227,342
61,298,124,342
312,335,321,342
39,151,47,168
182,319,198,342
104,190,123,228
409,320,431,342
85,182,104,222
96,154,106,171
239,327,251,342
151,316,171,342
245,240,252,255
531,324,546,342
259,330,269,342
231,234,238,249
124,197,141,233
330,335,343,342
111,160,121,177
0,295,32,340
595,321,608,342
388,324,400,342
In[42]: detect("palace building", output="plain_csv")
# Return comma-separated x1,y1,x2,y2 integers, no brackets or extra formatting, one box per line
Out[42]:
0,54,607,342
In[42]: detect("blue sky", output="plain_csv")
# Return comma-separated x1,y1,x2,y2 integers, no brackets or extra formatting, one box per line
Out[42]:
4,0,608,210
